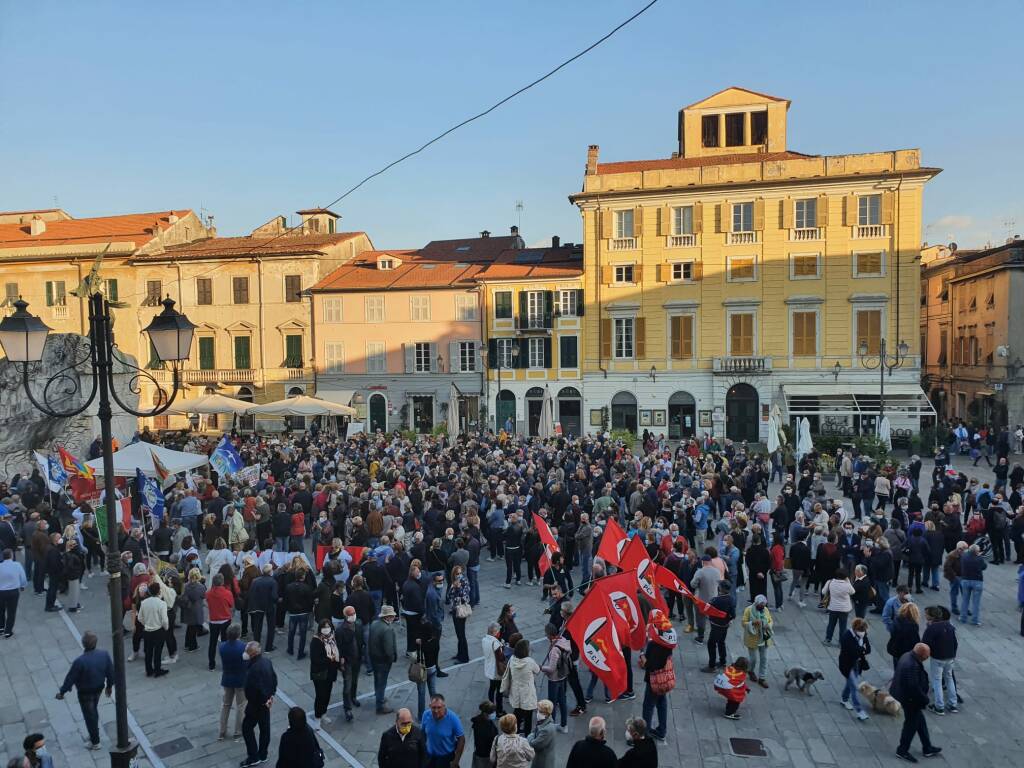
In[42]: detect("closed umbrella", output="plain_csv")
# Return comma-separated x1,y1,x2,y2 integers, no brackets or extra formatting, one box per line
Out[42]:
767,404,782,453
447,384,460,437
538,385,555,439
796,416,813,462
878,415,892,451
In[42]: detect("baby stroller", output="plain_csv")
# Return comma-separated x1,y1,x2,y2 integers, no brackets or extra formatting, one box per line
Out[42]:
973,534,993,559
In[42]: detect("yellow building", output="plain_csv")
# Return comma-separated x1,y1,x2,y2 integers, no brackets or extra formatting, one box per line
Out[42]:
570,87,939,441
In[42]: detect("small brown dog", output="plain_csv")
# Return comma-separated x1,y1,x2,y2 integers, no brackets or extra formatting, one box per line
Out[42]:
858,681,902,716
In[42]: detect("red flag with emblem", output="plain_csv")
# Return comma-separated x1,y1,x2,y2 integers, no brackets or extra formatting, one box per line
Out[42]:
655,562,728,619
566,584,629,700
532,512,560,553
590,570,646,650
595,517,627,566
618,535,670,616
538,545,554,577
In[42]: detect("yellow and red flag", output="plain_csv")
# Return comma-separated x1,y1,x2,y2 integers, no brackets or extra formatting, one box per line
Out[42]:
58,445,94,480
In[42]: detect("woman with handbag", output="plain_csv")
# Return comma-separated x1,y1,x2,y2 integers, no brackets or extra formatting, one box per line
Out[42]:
447,565,472,663
503,638,539,735
309,618,340,730
414,621,440,720
639,609,676,742
837,617,872,721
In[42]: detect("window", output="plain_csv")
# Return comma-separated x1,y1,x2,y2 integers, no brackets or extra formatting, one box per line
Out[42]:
459,341,477,373
526,291,544,322
671,262,694,282
614,264,635,284
858,194,881,226
672,206,694,236
145,280,162,305
324,342,344,373
794,198,817,229
670,315,694,359
495,338,515,369
323,298,343,323
728,255,756,281
985,325,994,364
327,218,335,234
96,278,117,302
725,113,745,146
233,336,251,369
4,282,18,302
45,281,66,307
937,329,948,366
729,313,754,355
232,277,249,304
856,309,882,355
792,311,817,356
732,202,754,232
528,338,545,369
365,296,384,323
560,335,578,368
614,210,634,239
410,296,430,321
198,337,215,370
414,342,432,372
378,258,394,270
284,334,303,368
750,111,768,144
614,318,634,359
284,275,302,303
366,342,386,373
790,253,820,279
455,294,478,321
558,289,579,317
196,278,213,305
494,291,513,319
854,251,884,277
701,114,719,147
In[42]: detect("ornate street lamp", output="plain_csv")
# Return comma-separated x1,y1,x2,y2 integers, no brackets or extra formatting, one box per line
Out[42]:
857,337,909,437
0,293,193,768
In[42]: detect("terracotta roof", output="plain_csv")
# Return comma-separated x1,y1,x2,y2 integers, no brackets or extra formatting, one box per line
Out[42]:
0,208,65,216
596,150,815,175
476,245,584,281
417,234,523,262
134,232,365,262
0,210,193,249
682,86,790,110
313,256,484,292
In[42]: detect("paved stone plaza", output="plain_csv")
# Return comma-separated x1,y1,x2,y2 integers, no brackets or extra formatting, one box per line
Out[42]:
2,457,1024,768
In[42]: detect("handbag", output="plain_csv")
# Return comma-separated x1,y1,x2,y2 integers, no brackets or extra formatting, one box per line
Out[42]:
455,602,472,619
408,649,428,684
649,658,676,695
770,570,788,583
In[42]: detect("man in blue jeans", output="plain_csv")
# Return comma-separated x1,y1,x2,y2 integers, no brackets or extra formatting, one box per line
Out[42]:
958,543,987,625
640,609,674,742
540,624,571,732
56,631,114,750
284,572,315,659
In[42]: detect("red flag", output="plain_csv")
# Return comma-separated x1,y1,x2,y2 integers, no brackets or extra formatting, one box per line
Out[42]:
344,546,368,567
655,563,728,619
595,518,627,566
591,570,646,650
566,586,629,700
532,513,560,553
619,536,670,616
315,544,332,571
538,545,553,577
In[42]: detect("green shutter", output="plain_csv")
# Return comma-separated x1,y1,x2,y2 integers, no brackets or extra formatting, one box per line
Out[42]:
198,337,215,370
45,282,53,307
285,334,302,367
147,340,164,370
234,336,251,370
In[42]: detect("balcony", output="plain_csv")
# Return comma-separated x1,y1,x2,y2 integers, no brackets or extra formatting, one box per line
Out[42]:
668,234,697,248
265,367,314,382
853,224,888,239
609,237,637,251
713,356,772,374
726,231,758,245
51,304,70,321
515,315,553,333
789,227,823,242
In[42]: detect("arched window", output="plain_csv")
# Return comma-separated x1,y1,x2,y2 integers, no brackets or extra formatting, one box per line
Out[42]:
611,391,638,433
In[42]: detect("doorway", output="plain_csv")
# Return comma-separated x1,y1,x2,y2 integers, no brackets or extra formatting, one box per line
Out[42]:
369,393,387,433
668,391,696,440
557,386,582,438
412,396,434,433
725,383,759,443
611,391,638,433
286,386,305,431
496,390,516,432
237,386,254,431
526,387,544,437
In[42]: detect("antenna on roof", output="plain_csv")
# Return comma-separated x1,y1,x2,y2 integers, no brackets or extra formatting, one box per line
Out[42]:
515,200,524,230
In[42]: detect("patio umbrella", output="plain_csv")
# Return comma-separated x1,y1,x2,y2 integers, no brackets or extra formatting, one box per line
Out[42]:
766,404,782,453
796,416,814,462
447,384,460,438
878,415,892,451
166,393,254,415
538,385,555,439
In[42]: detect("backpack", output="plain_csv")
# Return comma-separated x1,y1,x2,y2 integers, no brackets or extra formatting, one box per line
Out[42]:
554,644,573,679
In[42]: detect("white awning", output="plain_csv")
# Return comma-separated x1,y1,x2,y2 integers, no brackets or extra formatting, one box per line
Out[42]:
783,383,935,418
317,389,355,406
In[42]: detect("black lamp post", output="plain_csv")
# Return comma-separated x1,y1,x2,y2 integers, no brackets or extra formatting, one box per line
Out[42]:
857,337,909,437
0,293,194,768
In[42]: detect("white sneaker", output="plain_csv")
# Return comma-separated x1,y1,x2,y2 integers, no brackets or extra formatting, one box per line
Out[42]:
127,653,136,662
311,717,321,730
798,601,807,609
557,725,568,734
856,710,869,721
165,656,178,665
81,584,89,591
842,700,854,711
321,715,332,725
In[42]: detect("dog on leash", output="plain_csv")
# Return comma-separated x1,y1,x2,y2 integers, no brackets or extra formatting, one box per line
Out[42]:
783,667,825,694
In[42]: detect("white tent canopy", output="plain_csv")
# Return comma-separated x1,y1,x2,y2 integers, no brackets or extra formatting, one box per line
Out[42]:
166,393,253,415
245,395,356,417
85,442,209,478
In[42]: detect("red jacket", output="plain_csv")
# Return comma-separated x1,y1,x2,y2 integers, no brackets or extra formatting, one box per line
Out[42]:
206,585,235,623
770,544,785,572
290,512,306,537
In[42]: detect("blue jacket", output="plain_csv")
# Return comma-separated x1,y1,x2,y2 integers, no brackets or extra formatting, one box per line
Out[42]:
243,655,277,707
960,551,987,581
60,649,114,695
424,584,445,628
920,620,957,661
890,651,929,709
1018,565,1024,608
219,639,248,688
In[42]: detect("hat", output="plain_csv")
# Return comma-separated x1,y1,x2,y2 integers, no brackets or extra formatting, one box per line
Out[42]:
379,605,397,619
753,594,768,606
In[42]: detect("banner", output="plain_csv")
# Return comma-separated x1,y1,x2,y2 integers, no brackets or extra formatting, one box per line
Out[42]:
590,570,646,651
619,535,670,615
235,464,260,487
566,585,629,700
595,518,627,566
35,451,67,493
210,435,243,477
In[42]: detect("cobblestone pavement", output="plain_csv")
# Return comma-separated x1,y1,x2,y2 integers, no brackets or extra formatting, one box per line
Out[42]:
3,456,1024,768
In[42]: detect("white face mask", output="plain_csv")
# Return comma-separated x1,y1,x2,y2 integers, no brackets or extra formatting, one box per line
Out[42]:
320,627,332,636
345,615,356,623
241,652,251,661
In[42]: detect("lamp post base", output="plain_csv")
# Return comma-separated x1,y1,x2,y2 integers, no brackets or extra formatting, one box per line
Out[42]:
109,741,138,768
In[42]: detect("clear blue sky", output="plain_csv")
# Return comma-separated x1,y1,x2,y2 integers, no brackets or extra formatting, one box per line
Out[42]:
1,1,1020,250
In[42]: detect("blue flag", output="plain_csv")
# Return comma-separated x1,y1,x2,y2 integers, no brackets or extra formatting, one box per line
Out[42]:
135,467,165,520
210,435,243,477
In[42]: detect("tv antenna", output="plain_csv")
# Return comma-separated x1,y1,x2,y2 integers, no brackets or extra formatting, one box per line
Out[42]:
515,200,524,230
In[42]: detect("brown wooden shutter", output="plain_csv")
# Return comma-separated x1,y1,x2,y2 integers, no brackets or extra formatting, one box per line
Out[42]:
844,194,857,226
753,198,765,231
635,317,646,359
781,198,793,230
656,264,664,283
881,191,895,224
692,261,704,281
816,195,829,226
601,265,613,285
717,201,730,232
658,206,670,237
601,318,612,359
670,316,682,359
600,210,613,238
693,203,703,234
633,207,643,238
681,315,694,357
633,262,643,284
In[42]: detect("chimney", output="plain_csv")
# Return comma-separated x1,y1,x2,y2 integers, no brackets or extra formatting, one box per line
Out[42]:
586,144,600,175
510,225,519,237
29,217,46,236
480,230,490,238
552,235,560,248
167,213,179,224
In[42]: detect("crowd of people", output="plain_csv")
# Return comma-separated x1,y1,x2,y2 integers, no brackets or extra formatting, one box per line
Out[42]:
1,421,1023,767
